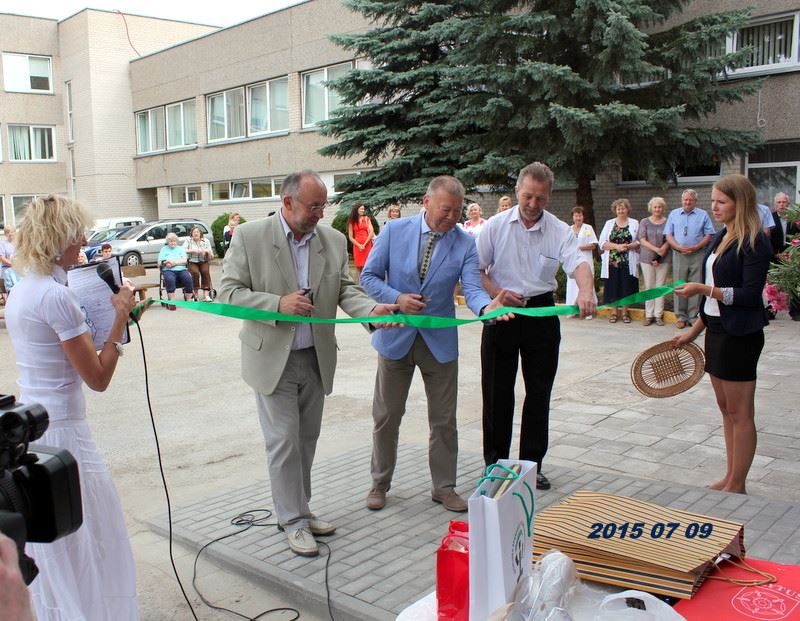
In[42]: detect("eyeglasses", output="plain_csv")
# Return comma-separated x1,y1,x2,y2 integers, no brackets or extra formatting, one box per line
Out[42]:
293,198,329,214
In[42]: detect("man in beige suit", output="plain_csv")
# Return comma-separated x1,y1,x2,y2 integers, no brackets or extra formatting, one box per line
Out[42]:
219,170,396,556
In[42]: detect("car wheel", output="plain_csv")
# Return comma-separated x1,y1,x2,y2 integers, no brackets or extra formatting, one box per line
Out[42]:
122,252,142,266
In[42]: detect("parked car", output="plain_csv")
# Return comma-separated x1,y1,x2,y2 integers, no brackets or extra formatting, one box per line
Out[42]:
107,219,214,266
86,216,145,240
83,226,132,261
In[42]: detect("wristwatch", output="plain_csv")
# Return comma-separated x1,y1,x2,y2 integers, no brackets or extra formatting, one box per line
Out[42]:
106,341,124,356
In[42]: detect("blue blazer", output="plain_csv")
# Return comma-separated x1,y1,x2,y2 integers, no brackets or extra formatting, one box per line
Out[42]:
361,214,492,363
700,229,771,336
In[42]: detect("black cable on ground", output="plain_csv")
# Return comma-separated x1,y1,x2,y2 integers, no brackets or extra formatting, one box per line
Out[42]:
134,312,334,620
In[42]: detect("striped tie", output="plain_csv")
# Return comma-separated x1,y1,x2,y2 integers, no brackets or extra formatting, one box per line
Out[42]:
419,231,441,281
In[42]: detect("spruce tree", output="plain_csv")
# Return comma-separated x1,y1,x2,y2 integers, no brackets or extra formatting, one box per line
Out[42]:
321,0,762,226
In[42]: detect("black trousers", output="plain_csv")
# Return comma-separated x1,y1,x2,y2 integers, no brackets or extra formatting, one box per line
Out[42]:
481,294,561,468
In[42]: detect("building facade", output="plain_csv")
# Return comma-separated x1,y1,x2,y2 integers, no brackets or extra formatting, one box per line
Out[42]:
0,10,216,230
2,0,799,232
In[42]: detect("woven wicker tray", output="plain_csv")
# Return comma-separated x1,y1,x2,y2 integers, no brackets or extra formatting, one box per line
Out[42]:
631,341,706,398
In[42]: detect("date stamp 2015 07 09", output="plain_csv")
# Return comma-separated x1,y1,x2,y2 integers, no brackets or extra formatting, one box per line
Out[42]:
587,522,715,540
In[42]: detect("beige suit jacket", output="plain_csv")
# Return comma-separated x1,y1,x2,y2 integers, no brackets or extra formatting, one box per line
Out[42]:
219,214,377,396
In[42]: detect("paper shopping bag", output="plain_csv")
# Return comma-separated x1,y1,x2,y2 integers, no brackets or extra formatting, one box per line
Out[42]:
675,557,799,620
533,490,746,599
468,460,536,621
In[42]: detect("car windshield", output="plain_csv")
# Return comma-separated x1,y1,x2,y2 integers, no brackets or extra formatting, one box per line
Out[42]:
87,229,115,243
117,224,150,240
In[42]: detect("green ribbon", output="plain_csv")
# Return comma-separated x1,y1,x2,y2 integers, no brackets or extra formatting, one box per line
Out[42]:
132,281,684,328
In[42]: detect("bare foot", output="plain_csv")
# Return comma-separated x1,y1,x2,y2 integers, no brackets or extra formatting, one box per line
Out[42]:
723,484,747,495
707,479,728,491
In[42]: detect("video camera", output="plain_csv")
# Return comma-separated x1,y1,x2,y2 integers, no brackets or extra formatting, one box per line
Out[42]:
0,394,83,584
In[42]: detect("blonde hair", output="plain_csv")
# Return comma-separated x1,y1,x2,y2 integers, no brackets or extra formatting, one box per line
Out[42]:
15,195,91,275
713,174,761,255
647,197,666,213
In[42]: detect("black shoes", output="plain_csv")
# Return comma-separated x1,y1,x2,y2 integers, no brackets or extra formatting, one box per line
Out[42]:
536,472,551,490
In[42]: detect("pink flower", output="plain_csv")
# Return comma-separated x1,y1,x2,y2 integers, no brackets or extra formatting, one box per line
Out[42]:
791,238,800,247
764,283,790,312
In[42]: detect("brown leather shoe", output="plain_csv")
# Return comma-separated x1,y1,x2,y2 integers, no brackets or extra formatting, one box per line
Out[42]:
432,490,468,512
366,488,386,510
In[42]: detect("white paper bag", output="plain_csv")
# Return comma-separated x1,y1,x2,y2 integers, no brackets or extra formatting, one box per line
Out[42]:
468,459,536,621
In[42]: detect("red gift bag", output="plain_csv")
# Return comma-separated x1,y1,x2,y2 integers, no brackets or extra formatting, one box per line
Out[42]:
675,558,800,620
437,533,469,621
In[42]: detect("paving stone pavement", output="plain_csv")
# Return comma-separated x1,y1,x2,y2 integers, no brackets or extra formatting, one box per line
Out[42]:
147,443,800,621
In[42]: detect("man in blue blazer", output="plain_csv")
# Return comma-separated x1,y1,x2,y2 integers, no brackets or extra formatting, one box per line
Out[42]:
360,176,511,512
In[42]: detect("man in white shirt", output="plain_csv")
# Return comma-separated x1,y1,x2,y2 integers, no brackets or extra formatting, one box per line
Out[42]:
477,162,595,490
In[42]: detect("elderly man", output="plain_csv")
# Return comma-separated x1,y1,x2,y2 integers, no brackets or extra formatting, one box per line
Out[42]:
360,176,512,512
477,162,596,490
219,170,397,557
772,192,799,321
665,189,715,328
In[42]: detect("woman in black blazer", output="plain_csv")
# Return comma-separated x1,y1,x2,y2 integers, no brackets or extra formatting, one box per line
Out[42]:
673,174,771,494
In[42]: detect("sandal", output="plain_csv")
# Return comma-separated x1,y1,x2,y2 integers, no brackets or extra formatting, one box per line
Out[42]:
622,314,631,324
609,314,618,323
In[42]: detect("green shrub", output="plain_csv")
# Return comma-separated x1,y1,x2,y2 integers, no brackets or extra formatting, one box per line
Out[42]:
212,212,246,257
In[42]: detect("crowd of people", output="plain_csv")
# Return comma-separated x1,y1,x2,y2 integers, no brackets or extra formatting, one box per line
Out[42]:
0,164,791,619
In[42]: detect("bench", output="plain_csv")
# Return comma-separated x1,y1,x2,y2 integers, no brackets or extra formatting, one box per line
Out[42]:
121,265,160,301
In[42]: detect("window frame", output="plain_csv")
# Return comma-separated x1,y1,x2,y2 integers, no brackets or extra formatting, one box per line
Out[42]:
210,178,283,203
11,195,37,225
725,12,800,76
165,99,197,150
169,184,202,206
301,61,354,128
7,124,56,162
135,107,166,154
247,76,290,136
2,53,53,94
206,87,246,143
66,81,74,142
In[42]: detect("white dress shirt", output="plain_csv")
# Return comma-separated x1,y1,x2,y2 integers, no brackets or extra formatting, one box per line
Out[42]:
278,211,316,349
477,207,588,297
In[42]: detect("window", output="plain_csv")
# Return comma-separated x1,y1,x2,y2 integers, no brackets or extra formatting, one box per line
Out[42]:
725,13,800,74
211,178,283,202
69,149,76,197
302,62,353,127
0,196,5,231
166,100,197,149
8,125,55,161
66,81,74,142
136,107,165,154
333,173,358,193
620,161,720,185
169,185,201,205
248,77,289,134
2,53,52,93
207,87,245,141
12,195,36,224
747,141,800,205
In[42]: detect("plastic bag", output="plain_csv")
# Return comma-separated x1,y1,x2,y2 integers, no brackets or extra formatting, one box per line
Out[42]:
595,590,686,621
437,533,469,621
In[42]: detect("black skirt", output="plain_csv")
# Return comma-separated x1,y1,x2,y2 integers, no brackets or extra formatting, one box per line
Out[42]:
603,264,639,304
704,316,764,381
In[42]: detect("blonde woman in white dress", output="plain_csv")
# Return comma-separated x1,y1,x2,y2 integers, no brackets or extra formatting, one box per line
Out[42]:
6,195,141,621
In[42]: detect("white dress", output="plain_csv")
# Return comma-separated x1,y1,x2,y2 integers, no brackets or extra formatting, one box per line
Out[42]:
566,223,597,305
5,267,139,621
